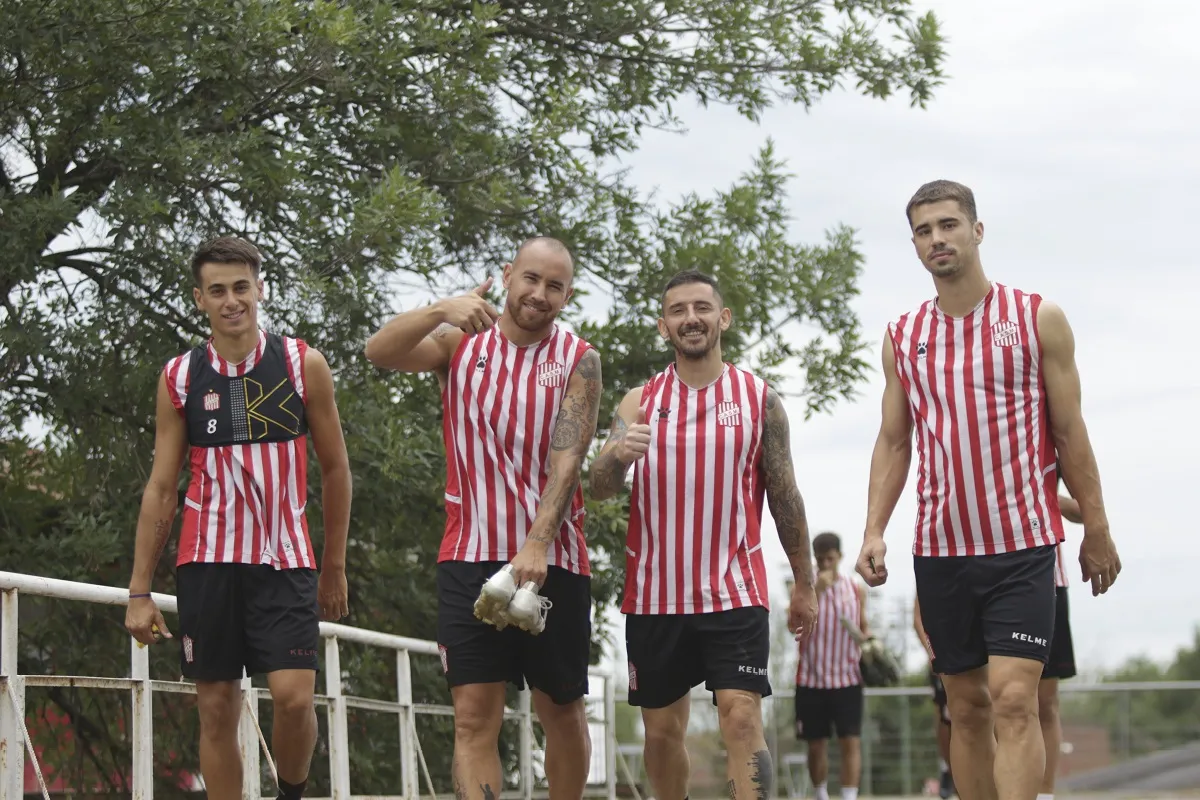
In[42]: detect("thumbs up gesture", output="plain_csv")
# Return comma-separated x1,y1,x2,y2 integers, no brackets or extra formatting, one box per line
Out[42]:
615,407,653,465
436,276,500,335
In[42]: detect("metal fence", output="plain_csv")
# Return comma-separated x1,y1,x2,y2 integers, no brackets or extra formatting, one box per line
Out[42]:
0,571,619,800
4,570,1198,799
611,681,1200,799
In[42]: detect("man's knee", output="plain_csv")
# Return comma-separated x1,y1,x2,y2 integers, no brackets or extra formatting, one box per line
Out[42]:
990,667,1041,733
268,670,317,722
715,690,764,747
642,700,689,752
452,683,506,745
196,681,242,737
943,672,992,731
534,694,588,739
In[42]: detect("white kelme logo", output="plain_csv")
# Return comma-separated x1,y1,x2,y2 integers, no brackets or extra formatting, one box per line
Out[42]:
1012,632,1047,647
737,665,768,676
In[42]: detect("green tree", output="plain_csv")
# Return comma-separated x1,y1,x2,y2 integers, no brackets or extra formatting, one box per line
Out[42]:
1,0,945,792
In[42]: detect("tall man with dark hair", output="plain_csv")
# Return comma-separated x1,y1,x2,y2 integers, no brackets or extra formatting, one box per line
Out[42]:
365,237,602,800
855,180,1121,800
590,269,818,800
126,236,353,800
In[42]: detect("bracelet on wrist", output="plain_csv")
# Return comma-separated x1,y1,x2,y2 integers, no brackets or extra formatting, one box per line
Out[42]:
128,592,151,599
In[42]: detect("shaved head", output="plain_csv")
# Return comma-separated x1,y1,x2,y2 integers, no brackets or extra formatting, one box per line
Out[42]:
514,236,574,282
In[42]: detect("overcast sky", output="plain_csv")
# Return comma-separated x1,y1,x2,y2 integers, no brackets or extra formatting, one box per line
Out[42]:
595,0,1200,679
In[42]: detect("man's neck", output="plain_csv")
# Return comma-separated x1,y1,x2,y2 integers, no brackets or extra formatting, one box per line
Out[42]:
933,265,992,318
210,328,261,364
674,348,725,389
498,315,553,347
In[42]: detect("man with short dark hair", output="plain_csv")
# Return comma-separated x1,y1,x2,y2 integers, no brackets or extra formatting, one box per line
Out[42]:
794,532,866,800
855,180,1121,800
126,236,353,800
590,269,817,800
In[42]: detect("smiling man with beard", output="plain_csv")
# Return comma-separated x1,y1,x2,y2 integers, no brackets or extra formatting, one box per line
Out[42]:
589,269,818,800
365,237,602,800
125,236,353,800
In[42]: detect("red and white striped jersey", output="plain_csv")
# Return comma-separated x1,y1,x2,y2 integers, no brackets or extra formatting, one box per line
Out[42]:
439,324,592,574
889,283,1064,557
621,363,769,615
164,330,315,569
1054,541,1069,588
796,574,863,689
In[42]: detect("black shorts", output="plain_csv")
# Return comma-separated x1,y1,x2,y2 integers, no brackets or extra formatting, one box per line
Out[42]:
175,563,320,682
929,670,950,725
436,561,591,705
913,544,1057,675
1042,587,1077,680
794,684,863,740
624,607,771,709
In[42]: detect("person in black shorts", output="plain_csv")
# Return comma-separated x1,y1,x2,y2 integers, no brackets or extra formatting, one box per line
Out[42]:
589,271,818,800
125,237,353,800
914,598,955,798
366,238,602,800
855,181,1120,800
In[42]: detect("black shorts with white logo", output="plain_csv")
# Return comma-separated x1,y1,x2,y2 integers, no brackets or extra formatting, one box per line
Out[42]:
175,563,320,681
624,606,771,709
794,684,863,740
1043,587,1077,680
436,561,592,705
913,544,1057,675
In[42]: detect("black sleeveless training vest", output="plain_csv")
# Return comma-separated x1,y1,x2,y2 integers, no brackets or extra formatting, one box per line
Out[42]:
184,333,309,447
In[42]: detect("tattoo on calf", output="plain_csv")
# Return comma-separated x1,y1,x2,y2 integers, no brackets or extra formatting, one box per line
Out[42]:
750,749,773,800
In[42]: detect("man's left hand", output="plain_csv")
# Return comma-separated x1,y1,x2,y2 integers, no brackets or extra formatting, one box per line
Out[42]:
318,566,350,621
788,581,818,647
509,539,550,587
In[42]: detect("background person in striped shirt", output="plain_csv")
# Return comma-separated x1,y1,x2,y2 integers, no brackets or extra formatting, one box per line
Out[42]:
365,237,602,800
854,180,1121,800
589,270,818,800
793,532,867,800
125,236,353,800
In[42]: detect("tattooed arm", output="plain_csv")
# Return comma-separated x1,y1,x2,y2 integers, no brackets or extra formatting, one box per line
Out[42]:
125,372,188,644
523,349,604,552
760,387,815,587
587,387,649,501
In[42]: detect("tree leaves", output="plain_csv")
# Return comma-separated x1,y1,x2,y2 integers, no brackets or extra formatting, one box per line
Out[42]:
0,0,944,790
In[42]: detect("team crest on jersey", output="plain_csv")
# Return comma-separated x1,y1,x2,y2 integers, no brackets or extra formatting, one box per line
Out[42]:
182,635,194,664
628,661,638,691
203,390,220,412
991,320,1021,348
475,355,488,371
536,360,566,387
717,401,742,427
916,341,928,359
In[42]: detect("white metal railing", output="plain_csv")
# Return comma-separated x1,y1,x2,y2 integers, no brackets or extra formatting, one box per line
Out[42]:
0,571,619,800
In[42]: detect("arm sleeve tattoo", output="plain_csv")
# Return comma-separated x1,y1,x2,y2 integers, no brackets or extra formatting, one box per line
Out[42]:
761,387,813,585
528,349,602,544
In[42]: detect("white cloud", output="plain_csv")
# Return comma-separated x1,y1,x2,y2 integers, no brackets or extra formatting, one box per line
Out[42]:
598,0,1200,678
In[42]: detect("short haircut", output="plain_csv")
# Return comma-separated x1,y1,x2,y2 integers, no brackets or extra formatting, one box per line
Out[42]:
905,180,978,226
812,531,842,556
661,269,722,306
190,236,262,285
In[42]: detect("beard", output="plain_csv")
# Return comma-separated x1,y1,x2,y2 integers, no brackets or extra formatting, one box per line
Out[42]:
671,325,717,359
507,296,556,331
